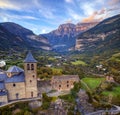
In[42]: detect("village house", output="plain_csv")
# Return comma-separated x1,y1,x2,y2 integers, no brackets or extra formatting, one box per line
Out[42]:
0,52,38,105
106,76,115,82
51,75,79,91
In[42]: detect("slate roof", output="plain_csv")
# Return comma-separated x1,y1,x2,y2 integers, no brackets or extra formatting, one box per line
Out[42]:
0,72,7,81
0,91,7,96
0,81,5,90
24,51,37,63
7,66,24,73
5,72,25,83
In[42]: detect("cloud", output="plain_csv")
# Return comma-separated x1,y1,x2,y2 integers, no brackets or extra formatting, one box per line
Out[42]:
82,10,104,23
108,0,120,5
81,2,96,16
38,9,55,19
98,8,106,15
0,0,42,11
0,11,39,22
65,18,72,23
41,29,47,34
107,7,120,12
0,0,21,10
67,9,82,22
65,0,73,3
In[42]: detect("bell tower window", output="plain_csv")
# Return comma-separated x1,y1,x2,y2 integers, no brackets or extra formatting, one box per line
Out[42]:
27,64,30,70
31,64,34,70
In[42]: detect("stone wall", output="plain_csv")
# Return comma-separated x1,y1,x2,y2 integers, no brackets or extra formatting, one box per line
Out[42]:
0,95,8,104
51,77,79,91
5,82,26,100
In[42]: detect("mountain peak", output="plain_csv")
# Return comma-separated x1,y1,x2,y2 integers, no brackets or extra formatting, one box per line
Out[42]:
0,22,51,51
42,22,97,52
58,23,75,29
0,22,34,36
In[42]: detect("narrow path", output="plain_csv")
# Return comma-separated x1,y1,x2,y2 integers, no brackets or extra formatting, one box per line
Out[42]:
0,97,42,108
113,105,120,110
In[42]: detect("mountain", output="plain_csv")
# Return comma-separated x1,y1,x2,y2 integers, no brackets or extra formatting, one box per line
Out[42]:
42,22,98,52
0,22,51,51
0,24,26,51
75,14,120,54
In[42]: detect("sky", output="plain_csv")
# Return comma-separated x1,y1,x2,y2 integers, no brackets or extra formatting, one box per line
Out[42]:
0,0,120,35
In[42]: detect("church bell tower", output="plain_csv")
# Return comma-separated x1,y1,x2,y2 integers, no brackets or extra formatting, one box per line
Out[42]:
24,51,38,98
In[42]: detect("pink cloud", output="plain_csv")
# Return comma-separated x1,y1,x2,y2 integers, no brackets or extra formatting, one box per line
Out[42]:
108,0,120,5
82,10,105,23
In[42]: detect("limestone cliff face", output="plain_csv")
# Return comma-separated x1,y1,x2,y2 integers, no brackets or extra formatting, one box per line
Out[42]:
75,14,120,53
75,22,98,34
42,22,97,52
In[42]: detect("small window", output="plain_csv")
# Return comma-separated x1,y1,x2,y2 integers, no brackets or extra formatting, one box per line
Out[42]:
67,84,69,87
67,81,69,83
59,85,61,88
27,64,30,70
13,83,16,87
33,75,35,78
31,64,34,70
30,80,32,83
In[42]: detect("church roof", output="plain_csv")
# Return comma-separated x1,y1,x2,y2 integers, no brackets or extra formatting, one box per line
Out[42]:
7,66,24,73
5,72,25,83
24,51,37,63
0,81,5,90
0,73,7,81
0,91,7,96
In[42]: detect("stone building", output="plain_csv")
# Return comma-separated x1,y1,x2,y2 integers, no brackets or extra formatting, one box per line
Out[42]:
106,76,114,82
0,52,38,105
51,75,79,91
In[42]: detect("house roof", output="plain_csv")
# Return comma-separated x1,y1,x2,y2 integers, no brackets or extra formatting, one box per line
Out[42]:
24,51,37,63
7,66,24,73
5,72,25,83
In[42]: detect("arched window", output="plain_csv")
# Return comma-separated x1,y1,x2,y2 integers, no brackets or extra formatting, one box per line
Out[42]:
27,64,30,70
31,64,34,70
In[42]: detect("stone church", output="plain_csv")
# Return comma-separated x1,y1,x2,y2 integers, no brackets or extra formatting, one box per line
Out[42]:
0,52,38,105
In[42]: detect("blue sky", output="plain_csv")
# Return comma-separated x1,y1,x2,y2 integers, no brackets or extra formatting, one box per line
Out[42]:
0,0,120,34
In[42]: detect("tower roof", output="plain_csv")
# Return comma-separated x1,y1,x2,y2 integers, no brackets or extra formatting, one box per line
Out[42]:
7,66,24,73
24,51,37,63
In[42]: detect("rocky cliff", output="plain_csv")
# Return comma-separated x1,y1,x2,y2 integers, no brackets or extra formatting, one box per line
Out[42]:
75,14,120,54
42,22,98,52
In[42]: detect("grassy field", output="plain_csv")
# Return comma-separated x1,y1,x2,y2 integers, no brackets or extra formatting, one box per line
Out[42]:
71,60,87,66
81,77,105,90
102,86,120,97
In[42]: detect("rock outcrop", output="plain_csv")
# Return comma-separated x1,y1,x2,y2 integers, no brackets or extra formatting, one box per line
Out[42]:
42,22,98,52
